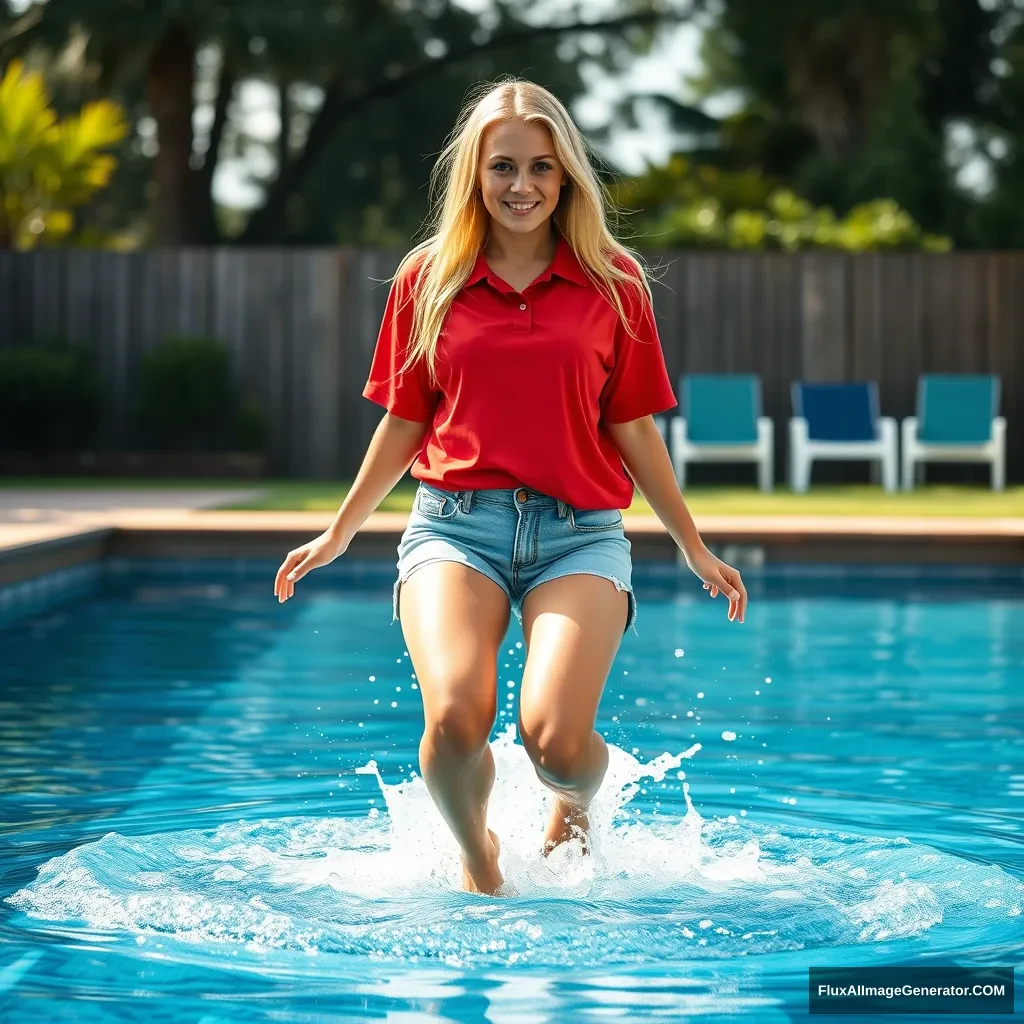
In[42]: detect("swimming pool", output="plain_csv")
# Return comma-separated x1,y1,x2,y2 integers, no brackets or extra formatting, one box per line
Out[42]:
1,560,1021,1021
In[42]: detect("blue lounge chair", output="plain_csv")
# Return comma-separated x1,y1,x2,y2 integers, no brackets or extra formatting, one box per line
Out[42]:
661,374,774,491
789,381,897,492
901,375,1005,490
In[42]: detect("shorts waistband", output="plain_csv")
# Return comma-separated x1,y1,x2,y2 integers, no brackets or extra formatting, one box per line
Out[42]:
418,482,569,518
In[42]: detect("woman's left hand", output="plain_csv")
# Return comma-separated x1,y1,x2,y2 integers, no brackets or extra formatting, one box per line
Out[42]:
685,546,747,623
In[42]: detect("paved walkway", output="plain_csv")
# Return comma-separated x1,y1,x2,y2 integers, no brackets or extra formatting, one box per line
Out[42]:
0,488,268,555
0,488,268,521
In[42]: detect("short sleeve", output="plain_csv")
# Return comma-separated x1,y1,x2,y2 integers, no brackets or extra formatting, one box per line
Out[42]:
599,273,678,424
362,262,440,422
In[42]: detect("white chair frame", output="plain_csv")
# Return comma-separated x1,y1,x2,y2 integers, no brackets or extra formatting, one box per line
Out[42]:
900,416,1006,491
788,416,898,493
654,414,775,492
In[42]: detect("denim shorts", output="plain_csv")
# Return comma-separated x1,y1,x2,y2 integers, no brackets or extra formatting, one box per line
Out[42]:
393,481,638,637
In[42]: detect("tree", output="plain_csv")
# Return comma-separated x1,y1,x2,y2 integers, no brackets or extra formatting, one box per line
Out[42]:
623,0,1015,247
0,58,127,248
2,0,699,245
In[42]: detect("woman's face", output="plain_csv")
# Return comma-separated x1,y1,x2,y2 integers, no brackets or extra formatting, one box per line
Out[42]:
477,119,567,234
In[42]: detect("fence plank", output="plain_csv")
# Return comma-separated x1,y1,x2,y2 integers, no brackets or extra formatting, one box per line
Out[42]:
800,253,847,381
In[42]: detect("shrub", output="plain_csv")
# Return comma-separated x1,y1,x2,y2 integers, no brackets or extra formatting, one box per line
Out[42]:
0,341,104,452
235,396,270,452
136,335,268,451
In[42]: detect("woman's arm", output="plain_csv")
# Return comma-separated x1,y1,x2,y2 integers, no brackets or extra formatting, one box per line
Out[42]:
606,414,748,623
275,413,428,602
327,411,429,546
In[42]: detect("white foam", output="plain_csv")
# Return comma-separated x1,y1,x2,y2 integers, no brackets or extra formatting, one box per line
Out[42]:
6,727,1022,968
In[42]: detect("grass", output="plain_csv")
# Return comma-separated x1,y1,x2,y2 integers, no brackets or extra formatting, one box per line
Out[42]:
1,478,1020,517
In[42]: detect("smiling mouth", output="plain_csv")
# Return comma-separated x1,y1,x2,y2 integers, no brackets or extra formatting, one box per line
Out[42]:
503,200,540,212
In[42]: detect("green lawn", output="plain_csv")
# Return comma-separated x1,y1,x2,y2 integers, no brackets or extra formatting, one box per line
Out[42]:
2,478,1019,517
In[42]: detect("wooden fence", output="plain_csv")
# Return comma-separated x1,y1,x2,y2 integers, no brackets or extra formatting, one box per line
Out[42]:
0,248,1020,482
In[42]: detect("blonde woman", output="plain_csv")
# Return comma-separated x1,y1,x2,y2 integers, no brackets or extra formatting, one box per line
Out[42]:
274,79,747,895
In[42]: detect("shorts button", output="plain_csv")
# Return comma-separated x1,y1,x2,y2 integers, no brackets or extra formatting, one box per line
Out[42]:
516,488,528,503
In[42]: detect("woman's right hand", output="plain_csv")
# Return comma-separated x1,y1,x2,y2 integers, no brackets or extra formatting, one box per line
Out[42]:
274,529,349,603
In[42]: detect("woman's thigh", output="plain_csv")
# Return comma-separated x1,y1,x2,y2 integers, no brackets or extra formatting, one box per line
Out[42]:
398,560,512,729
517,572,626,751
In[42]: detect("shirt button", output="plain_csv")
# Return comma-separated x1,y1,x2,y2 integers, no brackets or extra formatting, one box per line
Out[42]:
516,489,528,503
519,303,527,311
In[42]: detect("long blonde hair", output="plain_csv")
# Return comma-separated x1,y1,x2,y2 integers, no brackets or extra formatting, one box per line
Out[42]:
395,78,653,387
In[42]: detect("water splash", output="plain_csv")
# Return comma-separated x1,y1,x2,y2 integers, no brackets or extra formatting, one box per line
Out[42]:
7,728,1022,970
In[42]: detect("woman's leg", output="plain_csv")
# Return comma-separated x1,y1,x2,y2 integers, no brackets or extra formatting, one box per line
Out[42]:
518,573,628,853
398,560,512,893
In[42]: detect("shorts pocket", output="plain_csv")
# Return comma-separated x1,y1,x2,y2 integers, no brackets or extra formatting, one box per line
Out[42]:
414,484,462,520
567,507,623,532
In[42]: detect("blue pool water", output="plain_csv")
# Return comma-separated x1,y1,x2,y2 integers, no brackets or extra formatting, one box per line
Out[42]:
1,560,1022,1021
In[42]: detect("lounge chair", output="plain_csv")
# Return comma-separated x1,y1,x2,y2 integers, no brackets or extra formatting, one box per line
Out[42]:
663,374,774,492
789,381,898,493
901,374,1005,491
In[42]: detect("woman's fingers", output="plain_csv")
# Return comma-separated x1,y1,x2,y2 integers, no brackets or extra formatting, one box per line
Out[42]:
287,551,318,584
718,565,748,623
733,572,748,623
275,548,312,602
697,559,751,624
275,551,303,601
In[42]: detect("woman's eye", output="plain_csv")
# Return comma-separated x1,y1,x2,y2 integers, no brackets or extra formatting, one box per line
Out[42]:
534,162,552,172
492,162,512,172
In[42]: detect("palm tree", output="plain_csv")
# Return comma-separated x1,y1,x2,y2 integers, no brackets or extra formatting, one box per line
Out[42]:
0,58,127,248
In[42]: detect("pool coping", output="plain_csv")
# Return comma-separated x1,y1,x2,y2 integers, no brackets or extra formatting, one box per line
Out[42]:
1,512,1020,628
2,510,1022,581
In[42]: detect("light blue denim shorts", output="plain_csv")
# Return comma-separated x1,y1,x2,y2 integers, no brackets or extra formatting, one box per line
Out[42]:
393,481,638,636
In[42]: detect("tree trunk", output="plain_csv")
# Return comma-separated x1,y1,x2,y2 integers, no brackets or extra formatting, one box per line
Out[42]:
147,23,201,244
277,80,291,178
194,55,236,245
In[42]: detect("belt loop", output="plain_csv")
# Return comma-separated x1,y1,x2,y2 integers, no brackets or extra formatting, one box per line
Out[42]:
557,499,568,519
460,490,474,513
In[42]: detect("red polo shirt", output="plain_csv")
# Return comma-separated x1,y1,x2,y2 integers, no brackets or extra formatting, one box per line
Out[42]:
362,234,677,510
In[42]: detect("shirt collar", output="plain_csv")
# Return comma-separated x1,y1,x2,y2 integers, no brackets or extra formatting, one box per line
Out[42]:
466,233,590,289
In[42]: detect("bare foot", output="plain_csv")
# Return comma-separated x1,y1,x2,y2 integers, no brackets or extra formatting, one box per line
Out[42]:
461,828,504,894
543,798,591,857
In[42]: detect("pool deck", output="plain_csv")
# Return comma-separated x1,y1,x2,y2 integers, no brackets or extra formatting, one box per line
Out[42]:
1,508,1023,589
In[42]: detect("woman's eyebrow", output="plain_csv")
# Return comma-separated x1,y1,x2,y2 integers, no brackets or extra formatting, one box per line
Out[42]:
488,153,557,162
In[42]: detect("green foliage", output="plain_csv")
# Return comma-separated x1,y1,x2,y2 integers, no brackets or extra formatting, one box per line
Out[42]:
136,336,268,451
615,156,951,251
0,340,104,452
0,59,129,248
657,0,1008,248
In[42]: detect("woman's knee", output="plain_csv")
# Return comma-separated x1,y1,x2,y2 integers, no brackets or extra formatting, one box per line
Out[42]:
519,721,590,785
423,701,494,760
